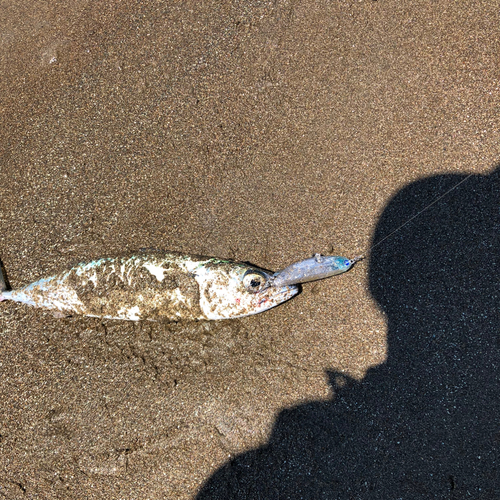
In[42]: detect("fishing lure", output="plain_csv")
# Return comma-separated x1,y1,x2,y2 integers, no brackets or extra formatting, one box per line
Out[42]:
268,254,361,288
0,251,357,321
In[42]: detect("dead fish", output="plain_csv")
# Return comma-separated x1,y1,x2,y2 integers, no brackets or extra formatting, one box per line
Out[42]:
0,252,299,321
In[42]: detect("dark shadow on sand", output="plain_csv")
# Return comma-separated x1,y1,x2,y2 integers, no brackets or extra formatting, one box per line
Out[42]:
197,167,500,499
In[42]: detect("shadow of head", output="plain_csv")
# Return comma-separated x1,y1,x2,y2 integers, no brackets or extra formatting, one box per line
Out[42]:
369,167,500,361
197,167,500,499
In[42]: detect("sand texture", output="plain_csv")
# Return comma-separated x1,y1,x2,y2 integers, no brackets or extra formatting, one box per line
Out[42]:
1,1,500,498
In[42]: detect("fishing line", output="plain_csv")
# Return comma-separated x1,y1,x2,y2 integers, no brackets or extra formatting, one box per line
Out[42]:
352,173,475,262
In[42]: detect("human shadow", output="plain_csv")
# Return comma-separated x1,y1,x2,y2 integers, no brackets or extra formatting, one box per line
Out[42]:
197,167,500,499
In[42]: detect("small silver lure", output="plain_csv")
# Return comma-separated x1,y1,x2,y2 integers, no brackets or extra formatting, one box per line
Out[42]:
267,253,362,288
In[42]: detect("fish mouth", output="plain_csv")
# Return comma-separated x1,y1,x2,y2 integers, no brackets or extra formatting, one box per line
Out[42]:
256,284,300,308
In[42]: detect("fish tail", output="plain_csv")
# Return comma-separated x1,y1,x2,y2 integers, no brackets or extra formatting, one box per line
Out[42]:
0,258,9,299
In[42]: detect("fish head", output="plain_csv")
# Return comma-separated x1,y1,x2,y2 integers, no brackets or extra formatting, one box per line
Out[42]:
193,260,299,320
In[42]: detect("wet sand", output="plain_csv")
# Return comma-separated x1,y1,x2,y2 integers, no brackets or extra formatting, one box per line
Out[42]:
1,1,499,498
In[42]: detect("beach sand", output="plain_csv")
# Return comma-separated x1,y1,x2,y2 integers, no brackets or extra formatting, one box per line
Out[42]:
1,1,499,497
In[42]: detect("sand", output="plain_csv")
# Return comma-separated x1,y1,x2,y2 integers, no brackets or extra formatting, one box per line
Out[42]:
1,1,499,498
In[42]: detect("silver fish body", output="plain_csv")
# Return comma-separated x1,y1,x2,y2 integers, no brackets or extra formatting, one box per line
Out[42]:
0,252,299,321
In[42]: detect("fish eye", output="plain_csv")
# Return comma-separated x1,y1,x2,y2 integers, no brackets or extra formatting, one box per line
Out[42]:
344,259,351,267
242,270,268,293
